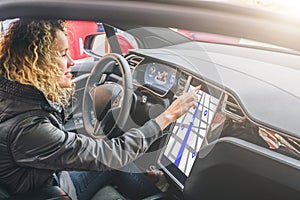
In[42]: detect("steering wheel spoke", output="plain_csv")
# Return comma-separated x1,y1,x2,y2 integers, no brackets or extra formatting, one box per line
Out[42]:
88,86,97,102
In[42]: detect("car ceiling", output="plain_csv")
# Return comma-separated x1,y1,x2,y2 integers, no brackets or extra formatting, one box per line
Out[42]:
1,0,300,52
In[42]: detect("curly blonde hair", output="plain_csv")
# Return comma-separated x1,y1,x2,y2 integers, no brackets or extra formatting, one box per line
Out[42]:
0,19,73,107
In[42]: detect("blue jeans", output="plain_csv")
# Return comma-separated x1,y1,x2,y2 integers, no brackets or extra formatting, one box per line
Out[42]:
68,163,161,200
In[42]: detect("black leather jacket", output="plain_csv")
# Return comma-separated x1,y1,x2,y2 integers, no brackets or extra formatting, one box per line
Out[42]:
0,76,163,194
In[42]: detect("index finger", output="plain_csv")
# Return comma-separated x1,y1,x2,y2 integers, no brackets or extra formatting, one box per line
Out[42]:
193,85,202,92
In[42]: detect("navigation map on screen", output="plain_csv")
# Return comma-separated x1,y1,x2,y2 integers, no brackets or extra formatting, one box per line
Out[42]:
163,85,220,176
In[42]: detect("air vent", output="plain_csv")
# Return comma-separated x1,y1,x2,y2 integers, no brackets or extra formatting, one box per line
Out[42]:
223,94,245,122
126,54,144,69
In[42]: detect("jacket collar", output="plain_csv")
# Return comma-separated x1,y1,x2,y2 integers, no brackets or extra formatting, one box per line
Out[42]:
0,75,63,113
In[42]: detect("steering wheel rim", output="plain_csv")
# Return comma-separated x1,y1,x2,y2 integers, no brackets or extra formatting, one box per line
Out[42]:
82,53,133,138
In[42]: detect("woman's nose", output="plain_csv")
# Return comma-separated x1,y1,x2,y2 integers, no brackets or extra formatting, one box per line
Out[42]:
67,54,75,67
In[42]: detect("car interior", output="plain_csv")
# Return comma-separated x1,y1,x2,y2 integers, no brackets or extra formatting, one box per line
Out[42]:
0,1,300,200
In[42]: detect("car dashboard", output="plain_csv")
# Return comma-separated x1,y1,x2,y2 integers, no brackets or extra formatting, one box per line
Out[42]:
125,42,300,195
68,41,300,199
128,42,300,137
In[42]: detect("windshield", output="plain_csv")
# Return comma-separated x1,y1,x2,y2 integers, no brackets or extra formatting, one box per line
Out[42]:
167,0,300,54
203,0,300,16
173,28,293,53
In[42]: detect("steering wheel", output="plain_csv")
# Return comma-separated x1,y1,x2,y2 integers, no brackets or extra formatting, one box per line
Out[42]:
82,53,133,138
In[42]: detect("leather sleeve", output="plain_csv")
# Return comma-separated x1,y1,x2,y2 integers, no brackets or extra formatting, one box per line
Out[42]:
10,115,163,171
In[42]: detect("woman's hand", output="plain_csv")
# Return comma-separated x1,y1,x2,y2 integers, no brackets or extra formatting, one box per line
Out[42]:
155,85,201,130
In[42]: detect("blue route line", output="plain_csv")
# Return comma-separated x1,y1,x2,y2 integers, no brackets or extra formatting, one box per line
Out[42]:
174,100,201,167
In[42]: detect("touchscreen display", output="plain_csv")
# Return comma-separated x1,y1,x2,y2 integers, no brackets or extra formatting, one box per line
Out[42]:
158,79,221,189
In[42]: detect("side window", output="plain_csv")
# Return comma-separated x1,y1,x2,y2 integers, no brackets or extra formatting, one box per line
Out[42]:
66,20,99,63
66,21,138,64
96,23,138,55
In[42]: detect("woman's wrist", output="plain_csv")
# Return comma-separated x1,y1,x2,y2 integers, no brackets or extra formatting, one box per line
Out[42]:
155,111,174,131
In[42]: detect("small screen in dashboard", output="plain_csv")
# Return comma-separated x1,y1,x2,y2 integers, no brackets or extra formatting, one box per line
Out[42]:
158,78,221,189
144,63,176,93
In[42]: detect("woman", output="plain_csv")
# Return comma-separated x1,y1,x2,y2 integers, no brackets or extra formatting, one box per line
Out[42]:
0,19,199,199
